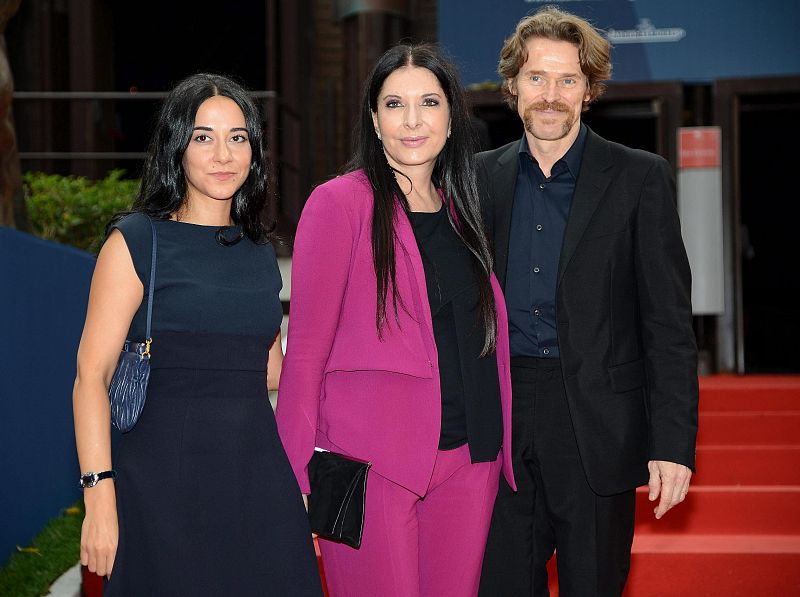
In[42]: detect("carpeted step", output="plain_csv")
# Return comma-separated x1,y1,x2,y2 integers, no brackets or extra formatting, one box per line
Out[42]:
693,444,800,485
699,374,800,411
625,537,800,596
697,411,800,445
632,533,800,554
634,486,800,535
539,376,800,597
546,536,800,596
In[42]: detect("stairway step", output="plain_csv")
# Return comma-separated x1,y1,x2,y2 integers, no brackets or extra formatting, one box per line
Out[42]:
697,411,800,444
700,374,800,411
624,552,800,596
635,486,800,534
632,533,800,553
693,445,800,485
542,377,800,596
546,537,800,596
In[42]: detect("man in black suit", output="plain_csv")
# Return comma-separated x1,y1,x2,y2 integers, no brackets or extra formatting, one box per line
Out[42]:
478,7,698,597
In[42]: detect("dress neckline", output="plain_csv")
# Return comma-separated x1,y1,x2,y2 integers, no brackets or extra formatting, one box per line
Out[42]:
164,219,234,229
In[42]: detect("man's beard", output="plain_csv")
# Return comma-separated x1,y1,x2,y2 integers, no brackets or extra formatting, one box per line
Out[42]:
522,100,576,140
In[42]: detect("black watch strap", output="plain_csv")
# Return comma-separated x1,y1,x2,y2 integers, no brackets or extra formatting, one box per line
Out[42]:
79,470,116,489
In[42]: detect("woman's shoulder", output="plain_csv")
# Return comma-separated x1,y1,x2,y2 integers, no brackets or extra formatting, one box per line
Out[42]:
103,212,154,283
111,211,151,234
107,212,154,255
241,236,281,275
304,170,374,218
313,170,372,198
248,236,279,258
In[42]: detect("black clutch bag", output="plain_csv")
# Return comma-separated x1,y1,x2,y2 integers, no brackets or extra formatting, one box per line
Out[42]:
307,449,371,549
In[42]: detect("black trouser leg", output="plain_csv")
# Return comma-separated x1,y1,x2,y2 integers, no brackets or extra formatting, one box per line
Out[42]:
479,359,541,596
479,358,635,597
531,361,635,597
480,359,554,597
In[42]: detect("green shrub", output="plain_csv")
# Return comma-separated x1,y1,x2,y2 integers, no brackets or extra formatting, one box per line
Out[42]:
24,169,139,254
0,502,83,597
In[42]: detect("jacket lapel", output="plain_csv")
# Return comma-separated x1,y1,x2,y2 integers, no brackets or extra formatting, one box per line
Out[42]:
489,142,521,289
394,205,438,363
557,128,613,286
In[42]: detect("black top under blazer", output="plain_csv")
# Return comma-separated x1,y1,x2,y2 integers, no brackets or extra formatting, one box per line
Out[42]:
478,126,699,496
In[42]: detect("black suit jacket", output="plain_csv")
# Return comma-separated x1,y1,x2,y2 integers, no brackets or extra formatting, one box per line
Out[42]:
478,127,698,496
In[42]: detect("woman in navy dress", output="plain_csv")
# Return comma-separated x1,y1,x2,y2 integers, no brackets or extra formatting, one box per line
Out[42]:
72,73,322,596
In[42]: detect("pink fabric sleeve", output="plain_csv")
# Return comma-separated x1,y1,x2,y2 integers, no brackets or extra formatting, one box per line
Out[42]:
275,182,355,494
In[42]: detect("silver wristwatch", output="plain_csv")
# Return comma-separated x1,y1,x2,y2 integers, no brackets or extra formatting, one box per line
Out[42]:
79,470,116,489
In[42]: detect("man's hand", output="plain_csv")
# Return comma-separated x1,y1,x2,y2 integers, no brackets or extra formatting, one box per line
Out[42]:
647,460,692,519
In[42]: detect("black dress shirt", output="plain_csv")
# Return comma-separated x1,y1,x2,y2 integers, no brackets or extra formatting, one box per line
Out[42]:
408,207,502,461
505,124,587,358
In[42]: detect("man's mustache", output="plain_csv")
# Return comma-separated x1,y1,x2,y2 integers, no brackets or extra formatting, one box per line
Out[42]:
525,101,572,113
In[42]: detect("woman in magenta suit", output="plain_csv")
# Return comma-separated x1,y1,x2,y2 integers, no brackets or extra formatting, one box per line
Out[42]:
276,43,516,597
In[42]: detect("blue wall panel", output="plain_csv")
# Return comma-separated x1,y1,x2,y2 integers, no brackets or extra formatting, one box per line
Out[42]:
0,227,94,562
439,0,800,85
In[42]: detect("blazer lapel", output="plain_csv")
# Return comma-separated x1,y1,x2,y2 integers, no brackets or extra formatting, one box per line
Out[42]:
557,128,613,286
489,142,521,289
395,205,437,363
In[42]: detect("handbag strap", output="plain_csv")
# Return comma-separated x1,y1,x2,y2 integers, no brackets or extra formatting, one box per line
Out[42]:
144,216,157,346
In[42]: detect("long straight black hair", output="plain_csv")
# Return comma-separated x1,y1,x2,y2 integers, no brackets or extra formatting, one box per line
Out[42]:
346,43,497,355
111,73,273,244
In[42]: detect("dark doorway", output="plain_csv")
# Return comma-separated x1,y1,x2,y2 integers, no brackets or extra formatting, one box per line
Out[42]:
582,100,658,154
468,90,522,150
739,92,800,372
108,1,267,177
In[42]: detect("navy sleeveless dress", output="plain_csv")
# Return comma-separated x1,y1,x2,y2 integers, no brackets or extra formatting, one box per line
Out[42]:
104,214,322,597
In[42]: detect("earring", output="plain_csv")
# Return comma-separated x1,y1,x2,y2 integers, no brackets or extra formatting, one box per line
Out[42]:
376,129,382,141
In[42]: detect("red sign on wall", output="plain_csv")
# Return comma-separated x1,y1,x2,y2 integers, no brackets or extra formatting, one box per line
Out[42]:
678,127,721,169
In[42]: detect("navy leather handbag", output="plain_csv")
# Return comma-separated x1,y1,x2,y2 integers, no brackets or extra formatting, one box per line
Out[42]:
108,216,157,433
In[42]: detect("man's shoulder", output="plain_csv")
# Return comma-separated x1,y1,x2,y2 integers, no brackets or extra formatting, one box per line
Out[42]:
476,139,519,167
588,129,669,170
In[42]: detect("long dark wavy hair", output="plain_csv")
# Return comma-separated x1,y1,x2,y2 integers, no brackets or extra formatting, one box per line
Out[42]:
110,73,273,244
346,43,497,355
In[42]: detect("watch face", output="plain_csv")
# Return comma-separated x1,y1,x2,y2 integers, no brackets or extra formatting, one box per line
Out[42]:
80,470,114,488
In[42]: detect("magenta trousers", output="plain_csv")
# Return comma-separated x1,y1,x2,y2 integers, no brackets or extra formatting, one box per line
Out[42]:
318,443,502,597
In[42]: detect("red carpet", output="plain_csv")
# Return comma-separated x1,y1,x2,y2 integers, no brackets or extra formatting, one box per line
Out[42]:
541,375,800,596
622,375,800,596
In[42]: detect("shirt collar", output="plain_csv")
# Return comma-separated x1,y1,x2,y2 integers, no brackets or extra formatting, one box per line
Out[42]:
518,122,587,178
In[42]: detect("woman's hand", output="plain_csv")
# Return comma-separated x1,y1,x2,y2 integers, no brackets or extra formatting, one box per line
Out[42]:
302,494,318,539
80,481,119,578
266,329,284,392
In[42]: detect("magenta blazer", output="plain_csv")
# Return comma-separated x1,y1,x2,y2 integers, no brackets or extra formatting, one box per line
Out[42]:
277,170,516,496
